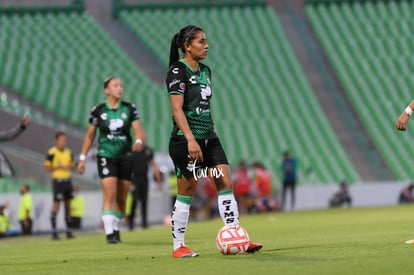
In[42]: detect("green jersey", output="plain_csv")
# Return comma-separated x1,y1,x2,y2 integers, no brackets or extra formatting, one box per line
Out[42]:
89,100,139,158
166,59,217,139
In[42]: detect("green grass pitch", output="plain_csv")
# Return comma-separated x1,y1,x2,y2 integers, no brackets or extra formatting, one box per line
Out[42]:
2,205,414,274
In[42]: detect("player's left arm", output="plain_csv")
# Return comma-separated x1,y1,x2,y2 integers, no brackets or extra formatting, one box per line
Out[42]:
129,103,145,152
131,121,145,152
396,100,414,131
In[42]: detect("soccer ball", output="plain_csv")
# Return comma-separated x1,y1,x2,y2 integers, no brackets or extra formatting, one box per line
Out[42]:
216,223,250,255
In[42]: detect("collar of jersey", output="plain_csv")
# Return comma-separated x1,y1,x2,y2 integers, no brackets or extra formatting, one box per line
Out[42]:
105,99,120,111
180,58,199,73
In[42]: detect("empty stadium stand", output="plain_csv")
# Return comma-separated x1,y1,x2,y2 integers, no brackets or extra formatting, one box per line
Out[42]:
306,0,414,180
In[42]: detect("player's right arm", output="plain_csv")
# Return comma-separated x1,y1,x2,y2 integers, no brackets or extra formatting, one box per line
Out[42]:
396,100,414,131
166,63,203,162
77,106,98,174
77,125,96,174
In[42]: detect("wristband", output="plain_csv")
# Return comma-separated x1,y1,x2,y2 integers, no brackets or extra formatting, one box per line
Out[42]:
405,106,413,116
79,154,86,161
135,139,143,145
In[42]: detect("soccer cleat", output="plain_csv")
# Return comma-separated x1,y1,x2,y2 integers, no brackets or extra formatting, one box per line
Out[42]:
106,233,118,244
66,232,75,239
51,233,60,241
246,242,263,253
113,230,121,243
406,239,414,244
172,245,199,258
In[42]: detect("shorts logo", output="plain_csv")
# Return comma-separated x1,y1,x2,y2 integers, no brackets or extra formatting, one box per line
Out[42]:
189,159,224,181
102,168,109,175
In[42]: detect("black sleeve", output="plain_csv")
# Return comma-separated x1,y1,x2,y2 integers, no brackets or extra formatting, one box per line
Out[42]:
0,124,26,141
126,102,140,121
166,62,187,95
88,104,103,126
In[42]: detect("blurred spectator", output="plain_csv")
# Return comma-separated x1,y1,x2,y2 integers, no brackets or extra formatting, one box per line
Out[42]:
0,115,29,142
329,181,352,208
281,151,297,211
202,177,218,219
128,145,162,230
0,204,11,237
18,185,33,235
233,160,253,214
168,171,178,211
398,183,414,204
70,186,85,230
253,162,278,212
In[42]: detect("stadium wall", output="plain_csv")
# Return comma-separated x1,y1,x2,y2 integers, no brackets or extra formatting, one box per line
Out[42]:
289,181,410,210
0,190,171,233
0,180,410,233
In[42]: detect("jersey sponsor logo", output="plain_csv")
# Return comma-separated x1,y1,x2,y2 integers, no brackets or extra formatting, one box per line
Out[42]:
169,79,180,89
100,113,107,120
200,85,211,100
108,118,124,131
196,107,210,114
172,67,179,74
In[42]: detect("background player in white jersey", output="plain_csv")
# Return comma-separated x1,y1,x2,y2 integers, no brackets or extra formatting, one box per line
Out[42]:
166,25,262,258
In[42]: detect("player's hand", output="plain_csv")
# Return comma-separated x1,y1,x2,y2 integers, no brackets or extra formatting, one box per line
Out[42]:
132,142,143,152
187,138,203,162
77,161,85,174
21,116,30,127
396,112,410,131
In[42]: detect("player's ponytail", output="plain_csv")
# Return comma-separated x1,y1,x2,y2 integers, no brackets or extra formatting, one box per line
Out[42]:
169,25,203,67
169,33,180,67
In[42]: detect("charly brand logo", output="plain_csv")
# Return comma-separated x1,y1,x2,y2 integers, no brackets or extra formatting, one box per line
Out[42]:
189,159,224,181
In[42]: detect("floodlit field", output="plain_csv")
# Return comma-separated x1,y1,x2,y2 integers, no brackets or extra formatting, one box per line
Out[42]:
2,205,414,274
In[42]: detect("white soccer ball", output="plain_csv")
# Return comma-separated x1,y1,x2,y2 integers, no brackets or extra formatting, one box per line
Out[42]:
216,223,250,255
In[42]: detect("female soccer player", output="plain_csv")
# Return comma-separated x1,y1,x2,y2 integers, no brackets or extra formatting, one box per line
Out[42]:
77,77,144,243
166,25,262,258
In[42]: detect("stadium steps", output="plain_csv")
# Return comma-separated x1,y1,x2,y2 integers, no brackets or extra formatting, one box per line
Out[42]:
267,0,393,181
118,3,361,183
306,0,414,180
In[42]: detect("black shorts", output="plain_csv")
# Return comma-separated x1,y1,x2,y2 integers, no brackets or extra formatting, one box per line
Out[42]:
169,136,228,178
53,179,73,202
97,155,132,180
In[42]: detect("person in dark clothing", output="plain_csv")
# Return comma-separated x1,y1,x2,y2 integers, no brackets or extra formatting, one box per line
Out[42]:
329,181,352,207
0,116,29,141
281,151,297,211
128,145,162,230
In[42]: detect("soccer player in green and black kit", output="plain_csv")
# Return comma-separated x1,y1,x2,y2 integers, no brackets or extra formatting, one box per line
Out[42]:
77,77,144,243
166,25,262,258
